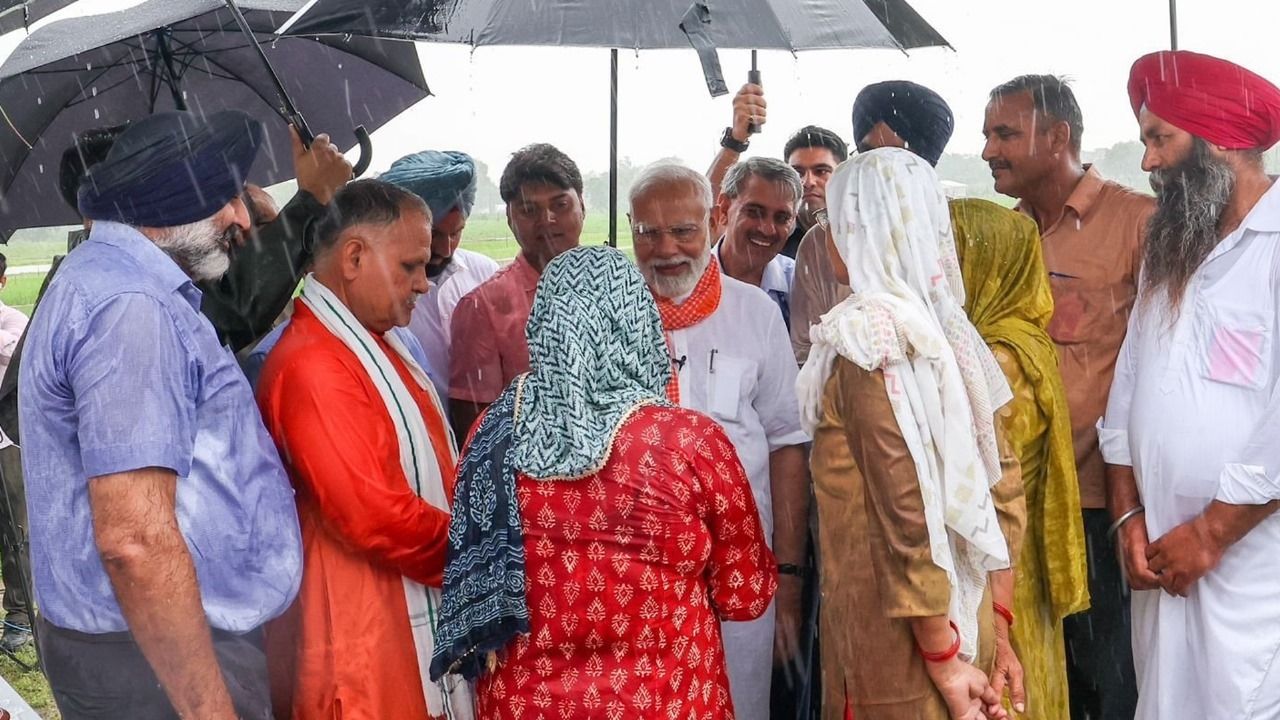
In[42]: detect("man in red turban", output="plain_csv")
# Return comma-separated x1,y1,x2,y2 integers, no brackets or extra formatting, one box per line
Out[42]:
1103,50,1280,719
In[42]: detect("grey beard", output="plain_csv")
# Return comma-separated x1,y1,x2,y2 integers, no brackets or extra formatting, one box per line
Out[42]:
641,243,712,299
1143,139,1235,315
153,216,236,282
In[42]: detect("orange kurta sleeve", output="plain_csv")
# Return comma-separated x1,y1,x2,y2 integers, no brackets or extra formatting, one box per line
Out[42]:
259,329,452,588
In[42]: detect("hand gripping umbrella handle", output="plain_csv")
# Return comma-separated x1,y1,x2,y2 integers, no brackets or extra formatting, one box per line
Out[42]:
223,0,373,177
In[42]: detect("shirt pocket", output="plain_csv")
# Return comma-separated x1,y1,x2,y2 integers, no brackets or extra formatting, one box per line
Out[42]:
706,354,756,423
1200,301,1271,390
1045,273,1126,346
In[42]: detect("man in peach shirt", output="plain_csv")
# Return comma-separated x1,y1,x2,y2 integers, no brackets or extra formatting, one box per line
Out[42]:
447,144,584,439
983,74,1154,720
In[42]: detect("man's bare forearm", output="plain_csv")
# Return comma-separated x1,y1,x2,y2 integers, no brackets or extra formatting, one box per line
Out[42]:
706,147,741,201
1105,463,1143,520
769,444,809,567
1200,499,1280,550
91,469,235,720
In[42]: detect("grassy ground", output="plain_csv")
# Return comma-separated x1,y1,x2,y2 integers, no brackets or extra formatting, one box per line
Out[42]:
0,581,57,718
0,644,57,719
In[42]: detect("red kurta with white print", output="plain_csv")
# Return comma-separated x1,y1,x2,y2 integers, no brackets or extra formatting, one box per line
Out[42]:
477,404,777,720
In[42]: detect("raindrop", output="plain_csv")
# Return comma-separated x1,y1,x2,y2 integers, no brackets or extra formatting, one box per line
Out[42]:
36,97,41,105
91,86,98,97
38,164,43,174
93,108,100,120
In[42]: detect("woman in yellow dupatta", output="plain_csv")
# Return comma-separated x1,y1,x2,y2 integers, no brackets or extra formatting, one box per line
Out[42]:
951,198,1091,720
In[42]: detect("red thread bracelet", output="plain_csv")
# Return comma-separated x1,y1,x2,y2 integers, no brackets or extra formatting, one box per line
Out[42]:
992,602,1015,628
916,620,961,663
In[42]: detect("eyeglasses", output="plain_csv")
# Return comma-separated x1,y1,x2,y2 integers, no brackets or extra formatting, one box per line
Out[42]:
631,223,706,246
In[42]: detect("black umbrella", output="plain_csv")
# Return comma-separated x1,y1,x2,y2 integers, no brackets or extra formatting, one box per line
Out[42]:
0,0,431,238
0,0,76,34
279,0,950,244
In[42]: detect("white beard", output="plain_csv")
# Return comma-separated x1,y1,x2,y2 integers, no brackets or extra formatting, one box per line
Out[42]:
640,243,712,300
153,216,233,281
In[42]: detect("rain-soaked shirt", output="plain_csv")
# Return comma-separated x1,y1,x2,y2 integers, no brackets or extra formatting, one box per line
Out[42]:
714,241,795,327
448,252,538,404
407,247,499,401
1017,166,1154,509
18,221,302,635
1100,177,1280,720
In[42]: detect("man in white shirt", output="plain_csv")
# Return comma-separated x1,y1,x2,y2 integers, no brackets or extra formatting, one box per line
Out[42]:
714,157,802,328
1101,50,1280,720
629,162,809,720
379,150,499,401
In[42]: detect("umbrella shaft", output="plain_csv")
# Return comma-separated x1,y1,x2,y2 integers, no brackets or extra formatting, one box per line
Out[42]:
222,0,314,143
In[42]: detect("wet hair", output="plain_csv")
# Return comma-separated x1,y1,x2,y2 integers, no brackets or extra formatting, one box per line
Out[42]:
629,162,714,214
783,125,848,163
989,74,1084,153
499,143,584,202
721,156,803,210
58,124,129,213
313,179,430,255
0,252,7,278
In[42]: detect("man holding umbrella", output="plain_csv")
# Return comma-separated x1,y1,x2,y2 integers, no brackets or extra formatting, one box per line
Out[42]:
18,110,302,719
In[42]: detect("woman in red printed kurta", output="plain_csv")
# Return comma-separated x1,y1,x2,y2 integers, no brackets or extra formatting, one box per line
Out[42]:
429,246,776,720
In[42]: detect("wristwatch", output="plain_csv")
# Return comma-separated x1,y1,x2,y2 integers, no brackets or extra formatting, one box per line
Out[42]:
777,563,807,578
720,127,749,153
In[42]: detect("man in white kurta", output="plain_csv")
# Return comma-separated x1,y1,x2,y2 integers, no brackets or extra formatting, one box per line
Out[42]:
1100,50,1280,720
407,247,498,399
629,162,810,720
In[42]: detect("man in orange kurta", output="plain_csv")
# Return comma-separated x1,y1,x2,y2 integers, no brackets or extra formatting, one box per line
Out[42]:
256,180,459,719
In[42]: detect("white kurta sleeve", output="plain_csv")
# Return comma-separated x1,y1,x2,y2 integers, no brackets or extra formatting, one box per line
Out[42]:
755,304,810,450
1098,295,1142,468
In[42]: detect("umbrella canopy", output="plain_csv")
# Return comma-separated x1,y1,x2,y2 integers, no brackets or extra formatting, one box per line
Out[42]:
0,0,76,34
0,0,430,238
280,0,948,245
281,0,948,51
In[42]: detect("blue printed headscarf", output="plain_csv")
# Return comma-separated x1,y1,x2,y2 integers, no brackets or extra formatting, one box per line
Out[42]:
430,246,670,681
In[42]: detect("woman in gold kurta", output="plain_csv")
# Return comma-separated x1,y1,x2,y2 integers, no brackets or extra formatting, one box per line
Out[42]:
799,148,1020,720
951,198,1091,720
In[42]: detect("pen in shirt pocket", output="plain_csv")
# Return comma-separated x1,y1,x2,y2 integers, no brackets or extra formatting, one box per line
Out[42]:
709,348,718,374
1047,271,1081,280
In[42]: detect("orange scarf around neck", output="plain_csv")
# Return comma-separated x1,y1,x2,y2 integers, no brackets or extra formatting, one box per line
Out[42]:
651,258,723,403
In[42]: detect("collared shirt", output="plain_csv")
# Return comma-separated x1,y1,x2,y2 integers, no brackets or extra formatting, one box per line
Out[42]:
1017,165,1154,508
665,273,809,720
18,221,302,634
449,252,539,404
0,299,27,385
1099,178,1280,720
714,242,795,328
407,248,499,401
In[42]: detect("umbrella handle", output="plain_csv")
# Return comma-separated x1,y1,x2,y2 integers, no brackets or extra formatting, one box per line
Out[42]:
352,125,373,178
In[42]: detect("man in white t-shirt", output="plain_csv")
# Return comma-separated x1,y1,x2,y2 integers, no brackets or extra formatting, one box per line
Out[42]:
629,161,809,720
378,150,499,402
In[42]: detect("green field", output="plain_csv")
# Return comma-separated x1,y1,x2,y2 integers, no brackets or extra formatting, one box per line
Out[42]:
0,213,634,320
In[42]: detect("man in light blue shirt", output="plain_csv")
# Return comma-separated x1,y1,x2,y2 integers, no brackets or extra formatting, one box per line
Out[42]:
19,110,302,720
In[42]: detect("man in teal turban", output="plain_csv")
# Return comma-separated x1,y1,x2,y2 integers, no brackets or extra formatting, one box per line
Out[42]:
380,150,499,402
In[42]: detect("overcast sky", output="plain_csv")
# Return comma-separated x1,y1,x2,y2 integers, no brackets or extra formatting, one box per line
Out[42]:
4,0,1280,187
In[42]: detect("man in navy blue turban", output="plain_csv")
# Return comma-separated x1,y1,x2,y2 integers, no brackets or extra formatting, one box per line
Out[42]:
851,80,955,167
19,108,305,719
381,150,499,402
